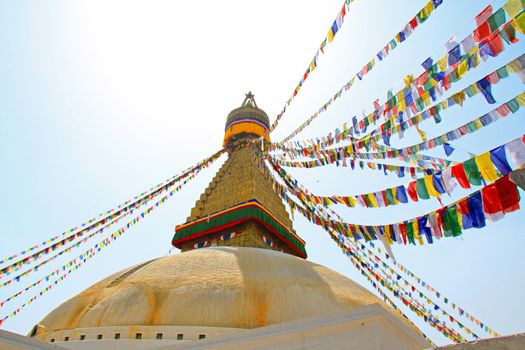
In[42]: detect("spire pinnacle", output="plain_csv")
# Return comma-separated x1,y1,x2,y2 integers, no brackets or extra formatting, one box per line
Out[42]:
241,91,258,108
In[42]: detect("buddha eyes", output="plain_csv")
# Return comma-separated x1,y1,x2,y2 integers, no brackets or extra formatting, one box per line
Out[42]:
193,240,210,249
262,236,273,247
220,232,237,241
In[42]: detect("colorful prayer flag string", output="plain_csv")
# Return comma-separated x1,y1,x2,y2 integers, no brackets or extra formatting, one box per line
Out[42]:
0,148,226,324
269,0,355,133
276,55,525,153
273,135,525,210
278,0,523,144
0,149,226,278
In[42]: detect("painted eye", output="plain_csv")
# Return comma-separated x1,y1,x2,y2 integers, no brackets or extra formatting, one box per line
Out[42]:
262,236,273,247
193,240,210,249
220,232,237,241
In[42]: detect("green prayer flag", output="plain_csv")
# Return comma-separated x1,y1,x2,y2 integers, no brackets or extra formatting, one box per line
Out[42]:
389,39,397,49
440,210,452,237
488,8,506,32
447,205,462,237
405,221,415,244
416,178,430,199
416,98,425,111
418,9,429,22
507,98,520,113
500,24,517,45
466,121,477,133
462,158,482,186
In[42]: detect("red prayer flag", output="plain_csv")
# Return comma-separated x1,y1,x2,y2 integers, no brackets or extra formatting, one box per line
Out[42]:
399,223,407,244
482,183,504,221
451,163,471,189
441,75,451,91
407,181,419,202
495,175,520,214
474,22,491,42
457,198,470,215
476,5,493,25
409,17,418,30
486,30,503,56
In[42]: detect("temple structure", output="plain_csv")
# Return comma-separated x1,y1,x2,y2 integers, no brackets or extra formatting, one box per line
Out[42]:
13,93,515,349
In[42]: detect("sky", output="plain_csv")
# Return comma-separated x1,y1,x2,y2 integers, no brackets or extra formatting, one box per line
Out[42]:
0,0,524,346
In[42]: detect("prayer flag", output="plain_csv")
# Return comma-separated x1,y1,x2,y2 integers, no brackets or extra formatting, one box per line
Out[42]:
448,45,461,66
482,183,504,221
463,158,483,186
452,163,471,189
488,8,506,32
495,175,521,213
505,137,525,168
503,0,525,18
510,169,525,190
476,77,496,104
444,143,455,156
475,152,499,182
490,145,513,175
467,191,486,228
433,173,447,194
396,185,408,203
407,181,419,202
417,178,430,199
424,174,442,197
442,168,458,194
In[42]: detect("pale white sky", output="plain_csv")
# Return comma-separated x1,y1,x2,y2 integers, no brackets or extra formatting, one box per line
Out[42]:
0,0,524,345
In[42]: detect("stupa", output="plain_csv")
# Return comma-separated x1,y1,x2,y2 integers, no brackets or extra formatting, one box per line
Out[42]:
24,93,431,350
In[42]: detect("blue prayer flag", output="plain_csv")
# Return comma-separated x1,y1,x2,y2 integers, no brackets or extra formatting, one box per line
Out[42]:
396,185,408,203
448,45,461,66
476,77,496,104
467,192,486,228
432,173,447,194
490,145,512,175
422,57,433,70
444,143,455,156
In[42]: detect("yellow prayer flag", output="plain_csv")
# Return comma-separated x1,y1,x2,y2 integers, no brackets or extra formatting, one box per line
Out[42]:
392,187,399,204
437,56,448,71
424,0,434,15
367,193,379,208
404,75,414,88
327,28,335,43
451,91,466,106
514,11,525,34
424,175,442,197
508,59,525,75
475,152,499,182
309,60,316,72
470,83,480,95
413,220,420,238
517,92,525,106
399,99,406,111
504,0,525,18
384,225,393,244
457,59,468,78
421,91,431,105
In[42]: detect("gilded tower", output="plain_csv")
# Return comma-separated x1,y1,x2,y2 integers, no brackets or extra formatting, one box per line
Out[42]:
172,92,307,258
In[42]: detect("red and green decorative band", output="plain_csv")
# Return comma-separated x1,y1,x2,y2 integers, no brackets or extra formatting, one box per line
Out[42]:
172,201,307,258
